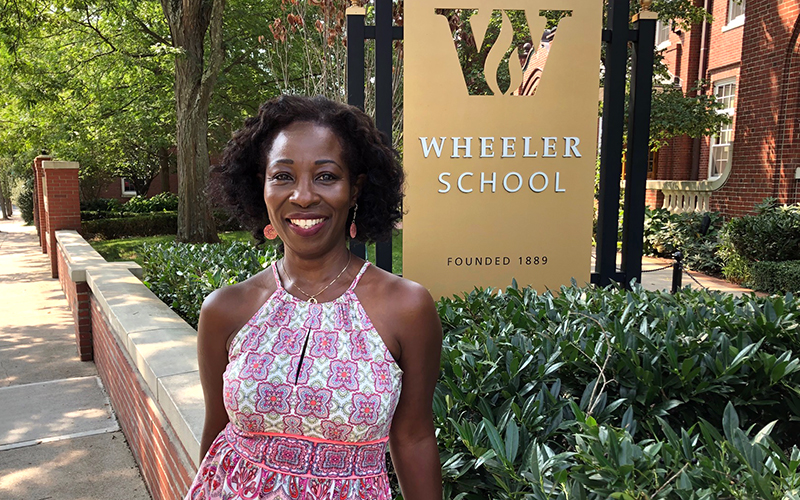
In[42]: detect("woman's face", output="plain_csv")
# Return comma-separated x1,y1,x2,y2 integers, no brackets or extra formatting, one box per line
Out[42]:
263,121,357,257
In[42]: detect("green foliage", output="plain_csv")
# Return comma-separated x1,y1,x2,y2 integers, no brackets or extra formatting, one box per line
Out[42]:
80,198,122,212
141,241,279,327
720,201,800,294
435,284,800,498
123,192,179,213
643,208,723,274
749,261,800,295
649,84,731,151
81,212,177,240
724,201,800,263
89,231,253,265
17,177,35,224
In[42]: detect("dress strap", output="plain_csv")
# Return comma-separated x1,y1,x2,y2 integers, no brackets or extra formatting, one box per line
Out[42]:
270,261,283,289
347,261,371,292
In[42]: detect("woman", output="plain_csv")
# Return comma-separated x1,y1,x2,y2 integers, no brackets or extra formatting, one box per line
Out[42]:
186,95,443,500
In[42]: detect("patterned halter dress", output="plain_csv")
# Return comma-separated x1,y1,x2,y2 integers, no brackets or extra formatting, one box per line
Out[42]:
186,261,403,500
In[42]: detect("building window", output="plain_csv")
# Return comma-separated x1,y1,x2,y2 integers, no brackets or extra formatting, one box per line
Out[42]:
726,0,745,27
121,178,137,197
709,79,736,179
647,150,659,180
655,20,670,48
728,0,745,24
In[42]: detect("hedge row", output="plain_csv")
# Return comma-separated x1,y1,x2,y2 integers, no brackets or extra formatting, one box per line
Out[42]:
434,284,800,499
81,212,177,239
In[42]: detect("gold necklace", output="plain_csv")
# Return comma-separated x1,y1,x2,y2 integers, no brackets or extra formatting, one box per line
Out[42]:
281,252,352,304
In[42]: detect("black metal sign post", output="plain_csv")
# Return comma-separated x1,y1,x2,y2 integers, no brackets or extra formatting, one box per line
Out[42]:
621,9,657,282
346,0,403,273
592,0,657,287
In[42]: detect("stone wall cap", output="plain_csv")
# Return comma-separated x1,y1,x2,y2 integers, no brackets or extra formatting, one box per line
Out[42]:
42,160,80,170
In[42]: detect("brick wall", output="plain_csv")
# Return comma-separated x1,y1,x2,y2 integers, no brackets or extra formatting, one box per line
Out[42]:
43,165,81,277
91,296,194,500
56,249,92,361
97,172,180,203
645,188,663,209
713,0,800,216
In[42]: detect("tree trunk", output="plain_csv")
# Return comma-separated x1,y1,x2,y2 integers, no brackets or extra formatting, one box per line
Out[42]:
161,0,225,243
159,146,171,193
0,183,9,219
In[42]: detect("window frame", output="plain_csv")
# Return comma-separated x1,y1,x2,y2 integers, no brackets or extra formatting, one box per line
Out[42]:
709,78,736,180
655,19,671,49
724,0,746,31
121,177,137,197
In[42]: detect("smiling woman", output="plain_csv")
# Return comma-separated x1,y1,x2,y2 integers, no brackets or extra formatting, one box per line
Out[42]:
187,95,443,500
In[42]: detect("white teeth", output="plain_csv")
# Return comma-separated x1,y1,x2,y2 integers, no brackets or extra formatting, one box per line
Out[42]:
290,218,325,229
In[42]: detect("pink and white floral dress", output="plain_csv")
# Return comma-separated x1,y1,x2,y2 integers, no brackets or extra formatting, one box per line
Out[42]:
186,261,403,500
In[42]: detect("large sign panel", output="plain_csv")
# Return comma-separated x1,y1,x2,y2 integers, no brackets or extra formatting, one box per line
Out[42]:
403,1,602,299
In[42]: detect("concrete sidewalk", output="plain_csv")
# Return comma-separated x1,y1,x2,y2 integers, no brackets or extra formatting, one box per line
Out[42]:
591,251,755,296
0,212,151,500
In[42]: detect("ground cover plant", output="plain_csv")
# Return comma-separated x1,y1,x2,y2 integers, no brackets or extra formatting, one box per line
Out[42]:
89,231,253,265
140,240,280,327
434,284,800,499
643,208,724,275
722,200,800,294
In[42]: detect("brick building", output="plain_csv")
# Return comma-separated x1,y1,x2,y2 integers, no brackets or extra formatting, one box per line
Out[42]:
647,0,800,217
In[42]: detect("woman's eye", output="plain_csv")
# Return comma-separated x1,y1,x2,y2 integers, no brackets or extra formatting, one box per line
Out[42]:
318,173,337,182
271,173,292,181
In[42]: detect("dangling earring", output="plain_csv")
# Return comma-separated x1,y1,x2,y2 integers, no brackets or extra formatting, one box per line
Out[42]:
263,224,278,240
349,204,358,239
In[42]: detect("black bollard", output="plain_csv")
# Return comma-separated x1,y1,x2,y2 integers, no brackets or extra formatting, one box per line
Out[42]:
671,251,683,294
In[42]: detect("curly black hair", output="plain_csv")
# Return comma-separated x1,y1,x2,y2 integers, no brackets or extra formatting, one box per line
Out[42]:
210,95,404,244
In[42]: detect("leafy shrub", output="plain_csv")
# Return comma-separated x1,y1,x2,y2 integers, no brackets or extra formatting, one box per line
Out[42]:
80,198,122,212
141,241,279,327
123,192,179,213
643,208,724,274
724,200,800,263
749,261,800,294
17,177,35,224
81,212,177,239
435,284,800,498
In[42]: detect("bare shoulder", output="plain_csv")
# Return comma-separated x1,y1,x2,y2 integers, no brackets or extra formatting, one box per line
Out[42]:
198,269,276,348
357,264,441,364
361,264,437,316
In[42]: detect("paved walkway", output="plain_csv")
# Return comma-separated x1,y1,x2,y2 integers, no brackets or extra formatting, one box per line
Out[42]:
0,212,151,500
591,251,755,296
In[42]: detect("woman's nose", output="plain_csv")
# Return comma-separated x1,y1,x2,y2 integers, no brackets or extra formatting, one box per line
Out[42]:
289,178,319,207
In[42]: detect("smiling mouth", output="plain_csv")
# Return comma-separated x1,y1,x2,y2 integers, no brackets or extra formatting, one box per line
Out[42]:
289,218,326,229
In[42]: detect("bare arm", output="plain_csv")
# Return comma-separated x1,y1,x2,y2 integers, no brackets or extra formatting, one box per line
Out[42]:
196,290,236,459
389,283,443,500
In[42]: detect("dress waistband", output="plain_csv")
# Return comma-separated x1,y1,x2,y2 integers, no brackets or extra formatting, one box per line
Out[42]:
224,425,388,479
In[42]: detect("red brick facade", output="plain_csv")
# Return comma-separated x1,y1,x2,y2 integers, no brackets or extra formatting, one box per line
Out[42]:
97,172,179,203
56,249,92,361
654,0,800,216
714,0,800,215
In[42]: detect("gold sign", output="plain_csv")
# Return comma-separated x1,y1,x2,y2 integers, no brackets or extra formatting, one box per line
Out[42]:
403,1,602,299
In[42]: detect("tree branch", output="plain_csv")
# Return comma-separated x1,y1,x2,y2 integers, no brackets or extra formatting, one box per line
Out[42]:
200,0,226,107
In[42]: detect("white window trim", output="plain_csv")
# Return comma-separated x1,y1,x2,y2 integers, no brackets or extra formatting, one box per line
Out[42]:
655,20,671,50
708,78,736,180
723,0,745,31
121,178,136,197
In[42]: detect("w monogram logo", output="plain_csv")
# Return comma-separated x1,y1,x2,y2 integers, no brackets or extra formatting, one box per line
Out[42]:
435,9,572,96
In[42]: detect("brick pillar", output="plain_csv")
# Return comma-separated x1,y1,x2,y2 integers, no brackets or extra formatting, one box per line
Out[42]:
42,161,81,278
33,155,51,253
